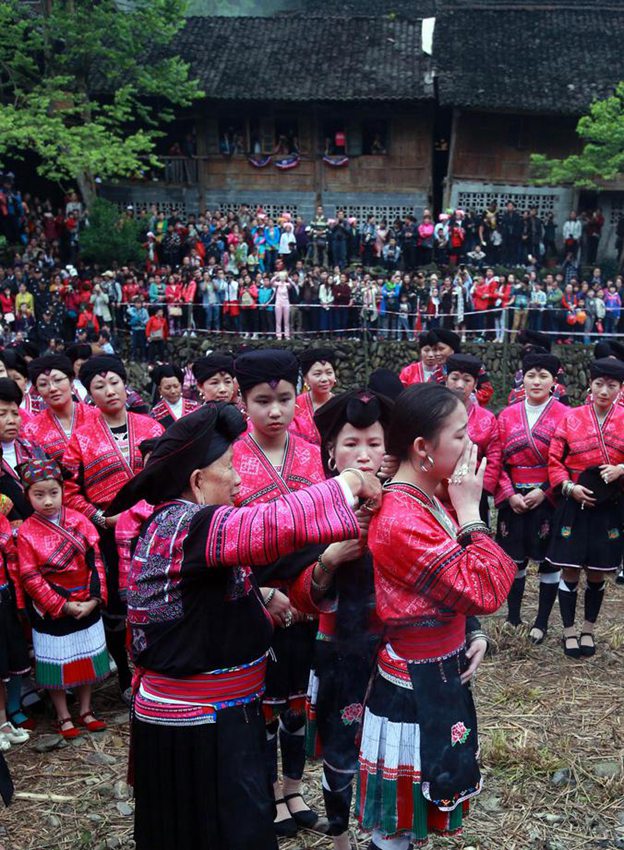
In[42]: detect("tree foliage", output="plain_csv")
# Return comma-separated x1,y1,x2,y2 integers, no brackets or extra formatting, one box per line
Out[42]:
79,198,143,267
531,82,624,188
0,0,202,202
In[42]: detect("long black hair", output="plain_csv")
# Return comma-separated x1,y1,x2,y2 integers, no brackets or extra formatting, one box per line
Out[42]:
387,383,461,459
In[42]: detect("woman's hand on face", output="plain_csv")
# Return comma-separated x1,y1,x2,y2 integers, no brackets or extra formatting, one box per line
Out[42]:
461,637,487,684
448,442,485,523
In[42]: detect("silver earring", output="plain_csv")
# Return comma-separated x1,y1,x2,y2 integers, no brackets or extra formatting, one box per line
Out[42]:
420,454,434,472
327,457,337,471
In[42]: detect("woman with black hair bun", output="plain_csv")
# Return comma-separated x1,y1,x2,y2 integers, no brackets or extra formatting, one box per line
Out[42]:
356,383,516,850
289,385,394,850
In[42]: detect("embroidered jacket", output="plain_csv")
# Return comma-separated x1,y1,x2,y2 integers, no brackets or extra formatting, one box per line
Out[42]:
496,398,568,505
369,482,516,661
466,401,501,496
150,397,201,430
398,361,440,387
548,403,624,489
128,478,359,679
289,392,323,446
23,403,98,462
233,432,324,507
115,499,153,593
62,411,164,519
0,513,19,600
17,507,107,619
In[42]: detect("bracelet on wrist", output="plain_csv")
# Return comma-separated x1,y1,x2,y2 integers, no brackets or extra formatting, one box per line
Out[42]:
317,555,333,577
457,521,491,542
263,588,276,607
561,480,574,498
311,573,331,595
342,467,366,494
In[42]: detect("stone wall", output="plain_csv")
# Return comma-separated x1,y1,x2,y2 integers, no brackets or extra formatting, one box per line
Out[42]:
123,334,595,411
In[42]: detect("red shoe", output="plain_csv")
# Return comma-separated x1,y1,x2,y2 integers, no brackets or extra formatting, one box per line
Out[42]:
56,717,83,739
77,711,107,732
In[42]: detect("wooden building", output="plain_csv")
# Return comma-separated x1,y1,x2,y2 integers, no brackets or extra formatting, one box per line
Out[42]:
102,8,437,224
435,0,624,256
101,0,624,258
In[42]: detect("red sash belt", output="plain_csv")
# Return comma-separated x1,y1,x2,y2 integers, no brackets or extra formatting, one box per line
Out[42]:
386,616,465,662
510,466,548,487
136,654,267,707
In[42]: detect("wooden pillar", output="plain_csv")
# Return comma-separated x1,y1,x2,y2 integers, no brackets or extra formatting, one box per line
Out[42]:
443,108,460,211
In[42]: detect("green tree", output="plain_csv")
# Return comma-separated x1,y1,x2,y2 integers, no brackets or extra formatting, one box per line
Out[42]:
531,82,624,188
79,198,143,266
0,0,202,206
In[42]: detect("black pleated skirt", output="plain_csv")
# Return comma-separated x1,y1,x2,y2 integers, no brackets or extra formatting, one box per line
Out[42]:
132,699,278,850
496,496,555,565
546,495,624,570
0,591,30,681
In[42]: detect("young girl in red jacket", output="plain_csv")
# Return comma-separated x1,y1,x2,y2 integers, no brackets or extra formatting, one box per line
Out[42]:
17,460,109,739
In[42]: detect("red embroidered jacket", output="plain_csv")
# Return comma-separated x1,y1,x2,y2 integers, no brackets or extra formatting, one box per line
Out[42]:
23,402,98,462
399,360,439,387
62,411,164,519
289,392,323,446
233,431,324,507
115,499,153,593
17,507,107,619
466,401,501,496
369,482,516,661
496,398,568,505
150,397,201,430
0,513,19,598
548,403,624,489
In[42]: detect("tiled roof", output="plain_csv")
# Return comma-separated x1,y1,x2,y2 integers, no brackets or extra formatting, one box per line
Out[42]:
173,15,434,101
435,6,624,114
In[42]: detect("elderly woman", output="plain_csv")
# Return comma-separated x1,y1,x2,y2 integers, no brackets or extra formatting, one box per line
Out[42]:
62,356,163,701
106,403,381,850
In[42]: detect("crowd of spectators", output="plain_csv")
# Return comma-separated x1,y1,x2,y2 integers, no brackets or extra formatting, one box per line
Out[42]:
1,174,623,356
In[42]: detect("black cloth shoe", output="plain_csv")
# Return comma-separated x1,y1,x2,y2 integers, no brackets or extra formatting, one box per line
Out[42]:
579,632,596,658
562,635,581,659
274,798,298,837
284,792,319,829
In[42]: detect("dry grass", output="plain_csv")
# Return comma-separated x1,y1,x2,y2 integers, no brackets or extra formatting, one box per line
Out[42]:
4,564,624,850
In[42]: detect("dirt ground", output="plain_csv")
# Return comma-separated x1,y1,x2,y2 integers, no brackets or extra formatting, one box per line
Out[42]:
3,565,624,850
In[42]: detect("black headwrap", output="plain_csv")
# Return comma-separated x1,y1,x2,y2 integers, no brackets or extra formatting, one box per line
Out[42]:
106,403,246,515
28,355,74,385
594,341,614,360
446,354,482,381
66,343,92,365
522,352,560,378
0,378,23,406
192,353,234,384
234,349,299,392
418,330,438,349
431,328,461,352
590,358,624,383
368,368,404,401
152,363,183,387
78,356,127,392
315,387,394,478
0,350,28,379
517,329,552,352
299,347,336,375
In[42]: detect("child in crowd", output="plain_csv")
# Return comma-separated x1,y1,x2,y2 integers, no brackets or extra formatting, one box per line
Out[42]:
17,460,109,739
0,509,30,751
